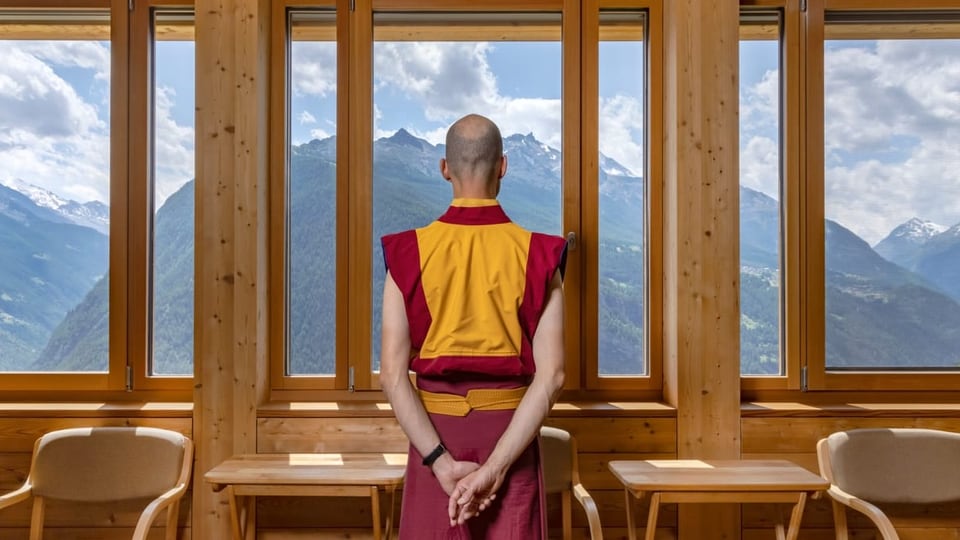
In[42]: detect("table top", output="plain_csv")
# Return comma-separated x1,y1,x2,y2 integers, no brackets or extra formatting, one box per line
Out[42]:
205,453,407,488
608,459,830,493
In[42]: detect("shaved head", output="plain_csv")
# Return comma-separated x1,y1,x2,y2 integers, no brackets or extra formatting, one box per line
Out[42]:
444,114,504,185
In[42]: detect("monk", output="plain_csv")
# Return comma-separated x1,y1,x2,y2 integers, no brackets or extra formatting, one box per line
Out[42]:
379,113,567,539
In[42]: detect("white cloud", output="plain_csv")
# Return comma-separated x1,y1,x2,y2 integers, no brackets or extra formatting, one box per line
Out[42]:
16,41,111,81
599,94,644,176
741,68,778,134
299,110,317,125
291,42,337,97
310,128,332,140
153,86,195,206
740,135,779,199
372,42,562,147
0,43,109,203
822,40,960,242
374,42,500,121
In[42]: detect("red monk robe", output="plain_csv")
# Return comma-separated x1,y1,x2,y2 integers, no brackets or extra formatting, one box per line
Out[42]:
381,198,566,539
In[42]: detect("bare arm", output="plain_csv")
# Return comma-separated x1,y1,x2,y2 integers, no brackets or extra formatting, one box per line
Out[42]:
379,271,479,495
448,270,565,524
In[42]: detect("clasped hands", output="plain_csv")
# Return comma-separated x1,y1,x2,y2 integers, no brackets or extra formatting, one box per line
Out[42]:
432,454,505,527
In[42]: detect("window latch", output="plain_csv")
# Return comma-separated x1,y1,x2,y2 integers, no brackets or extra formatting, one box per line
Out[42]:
566,231,577,251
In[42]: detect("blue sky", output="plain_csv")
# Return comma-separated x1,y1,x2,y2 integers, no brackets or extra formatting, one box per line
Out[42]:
2,35,960,244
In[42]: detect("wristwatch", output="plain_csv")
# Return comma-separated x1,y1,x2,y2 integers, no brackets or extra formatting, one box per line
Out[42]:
422,442,446,467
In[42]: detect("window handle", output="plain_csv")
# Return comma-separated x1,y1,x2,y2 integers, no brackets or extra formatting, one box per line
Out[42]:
566,231,577,251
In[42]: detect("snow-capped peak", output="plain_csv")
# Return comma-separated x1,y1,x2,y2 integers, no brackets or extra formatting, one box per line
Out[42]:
1,178,109,234
1,178,68,211
892,217,947,242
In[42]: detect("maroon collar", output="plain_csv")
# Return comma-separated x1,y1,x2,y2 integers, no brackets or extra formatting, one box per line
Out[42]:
437,202,511,226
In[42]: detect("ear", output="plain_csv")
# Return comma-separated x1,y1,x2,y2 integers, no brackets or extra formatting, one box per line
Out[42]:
498,154,508,179
440,158,452,182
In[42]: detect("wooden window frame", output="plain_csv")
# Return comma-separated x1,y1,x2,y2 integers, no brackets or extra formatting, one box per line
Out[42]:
270,0,666,400
0,0,192,398
737,0,805,394
803,0,960,391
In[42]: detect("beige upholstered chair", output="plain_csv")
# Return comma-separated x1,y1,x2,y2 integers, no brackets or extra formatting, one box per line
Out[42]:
0,426,193,540
541,426,603,540
816,428,960,540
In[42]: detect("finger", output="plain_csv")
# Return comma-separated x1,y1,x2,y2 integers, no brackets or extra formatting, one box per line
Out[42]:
448,486,462,523
457,484,478,506
457,504,477,525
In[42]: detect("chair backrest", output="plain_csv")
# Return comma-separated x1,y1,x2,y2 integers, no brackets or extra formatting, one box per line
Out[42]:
820,428,960,504
541,426,574,495
30,426,190,502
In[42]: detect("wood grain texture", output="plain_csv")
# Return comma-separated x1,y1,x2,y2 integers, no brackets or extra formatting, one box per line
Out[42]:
193,0,272,537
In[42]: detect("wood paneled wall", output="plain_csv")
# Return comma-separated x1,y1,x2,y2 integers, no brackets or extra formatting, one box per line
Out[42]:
3,408,960,538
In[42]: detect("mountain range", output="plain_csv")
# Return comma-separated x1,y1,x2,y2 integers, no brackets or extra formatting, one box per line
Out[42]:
2,130,959,375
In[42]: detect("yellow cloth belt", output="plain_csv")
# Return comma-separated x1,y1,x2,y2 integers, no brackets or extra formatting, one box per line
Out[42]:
418,386,528,417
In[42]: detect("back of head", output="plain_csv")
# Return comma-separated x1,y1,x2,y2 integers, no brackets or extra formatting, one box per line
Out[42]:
445,114,503,185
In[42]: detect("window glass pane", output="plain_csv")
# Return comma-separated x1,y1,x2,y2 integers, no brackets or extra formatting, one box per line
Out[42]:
598,11,646,376
152,11,195,376
739,12,783,376
824,25,960,369
0,13,111,372
288,11,337,375
371,13,563,371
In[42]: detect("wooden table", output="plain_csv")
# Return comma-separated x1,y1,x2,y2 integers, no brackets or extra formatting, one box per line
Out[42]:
608,459,829,540
205,453,407,540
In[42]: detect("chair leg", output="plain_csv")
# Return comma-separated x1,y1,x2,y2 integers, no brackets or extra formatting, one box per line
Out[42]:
29,497,45,540
561,490,572,540
166,501,182,540
831,500,848,540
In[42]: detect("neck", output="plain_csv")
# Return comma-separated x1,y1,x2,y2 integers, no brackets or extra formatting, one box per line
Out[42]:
451,179,498,200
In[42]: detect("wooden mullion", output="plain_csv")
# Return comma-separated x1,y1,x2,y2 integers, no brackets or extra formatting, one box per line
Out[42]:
561,0,583,391
127,0,152,390
348,0,373,390
785,0,804,391
803,0,827,390
335,0,351,390
268,1,290,390
580,0,600,391
108,0,131,391
645,0,664,393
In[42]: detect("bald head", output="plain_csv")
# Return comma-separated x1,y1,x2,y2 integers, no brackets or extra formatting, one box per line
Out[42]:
444,114,504,186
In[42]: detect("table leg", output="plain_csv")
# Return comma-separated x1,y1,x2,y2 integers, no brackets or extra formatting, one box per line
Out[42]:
624,489,638,540
644,492,661,540
384,486,397,540
371,485,382,540
785,492,808,540
227,486,250,540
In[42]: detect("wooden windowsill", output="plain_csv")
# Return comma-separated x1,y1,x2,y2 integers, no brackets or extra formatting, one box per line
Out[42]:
743,401,960,418
258,400,676,418
0,402,193,418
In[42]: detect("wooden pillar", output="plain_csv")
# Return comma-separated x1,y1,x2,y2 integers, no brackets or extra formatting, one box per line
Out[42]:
193,0,271,537
662,0,741,538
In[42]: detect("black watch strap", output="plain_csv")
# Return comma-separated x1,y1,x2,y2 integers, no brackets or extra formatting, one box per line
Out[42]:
422,442,446,467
